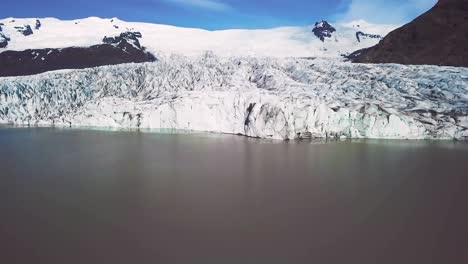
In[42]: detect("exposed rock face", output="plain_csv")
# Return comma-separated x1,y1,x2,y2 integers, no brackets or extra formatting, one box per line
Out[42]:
355,31,382,42
103,31,143,49
0,32,156,77
0,23,6,48
351,0,468,67
312,21,336,42
0,33,10,48
15,25,33,36
35,19,41,30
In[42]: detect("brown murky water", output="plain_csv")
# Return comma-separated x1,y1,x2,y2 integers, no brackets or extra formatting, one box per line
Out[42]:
1,127,467,264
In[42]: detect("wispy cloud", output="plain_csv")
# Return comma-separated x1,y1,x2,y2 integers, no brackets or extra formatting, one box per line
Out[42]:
335,0,437,24
164,0,232,11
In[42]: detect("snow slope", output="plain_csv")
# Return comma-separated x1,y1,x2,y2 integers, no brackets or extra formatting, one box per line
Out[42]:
1,55,466,140
0,17,398,58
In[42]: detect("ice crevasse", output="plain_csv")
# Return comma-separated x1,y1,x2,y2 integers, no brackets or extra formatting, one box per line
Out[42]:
0,54,467,140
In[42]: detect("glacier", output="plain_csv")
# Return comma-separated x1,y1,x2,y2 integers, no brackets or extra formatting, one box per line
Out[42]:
0,54,467,140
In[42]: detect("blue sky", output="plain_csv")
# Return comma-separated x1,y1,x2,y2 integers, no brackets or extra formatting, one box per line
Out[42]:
1,0,437,29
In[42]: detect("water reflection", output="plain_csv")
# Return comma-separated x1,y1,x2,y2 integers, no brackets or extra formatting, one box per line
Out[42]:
0,127,467,263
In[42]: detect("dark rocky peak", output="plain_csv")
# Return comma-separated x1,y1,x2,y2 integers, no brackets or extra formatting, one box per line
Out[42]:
355,31,382,42
0,33,11,48
312,21,336,42
0,23,4,31
15,25,33,36
35,19,41,30
103,31,143,50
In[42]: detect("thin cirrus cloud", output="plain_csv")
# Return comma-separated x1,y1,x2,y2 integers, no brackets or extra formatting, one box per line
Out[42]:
164,0,232,11
335,0,437,24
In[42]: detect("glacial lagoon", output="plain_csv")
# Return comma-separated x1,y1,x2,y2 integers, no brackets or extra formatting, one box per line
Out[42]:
1,127,467,263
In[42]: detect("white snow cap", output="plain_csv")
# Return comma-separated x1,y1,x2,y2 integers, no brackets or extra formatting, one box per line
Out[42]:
0,17,399,58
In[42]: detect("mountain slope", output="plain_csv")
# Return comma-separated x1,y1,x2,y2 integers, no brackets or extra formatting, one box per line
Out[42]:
0,32,156,77
0,17,397,58
350,0,468,67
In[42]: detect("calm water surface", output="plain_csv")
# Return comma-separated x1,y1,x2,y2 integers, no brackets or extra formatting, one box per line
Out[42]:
0,127,467,264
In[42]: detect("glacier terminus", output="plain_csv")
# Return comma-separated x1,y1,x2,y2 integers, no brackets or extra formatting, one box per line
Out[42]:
1,54,467,140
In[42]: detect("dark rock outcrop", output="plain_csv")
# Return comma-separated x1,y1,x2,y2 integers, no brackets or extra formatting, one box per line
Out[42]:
0,23,4,31
0,31,156,77
15,25,33,36
351,0,468,67
355,31,382,42
35,19,41,30
0,33,10,48
103,31,143,49
312,21,336,42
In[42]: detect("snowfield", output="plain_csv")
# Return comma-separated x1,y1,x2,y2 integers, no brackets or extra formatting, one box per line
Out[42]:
0,17,397,58
1,54,467,140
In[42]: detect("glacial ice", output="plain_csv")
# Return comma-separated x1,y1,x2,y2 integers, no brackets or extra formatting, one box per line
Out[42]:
0,54,467,140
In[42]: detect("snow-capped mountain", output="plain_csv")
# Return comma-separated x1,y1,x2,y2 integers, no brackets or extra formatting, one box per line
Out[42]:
0,17,398,58
1,54,466,140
